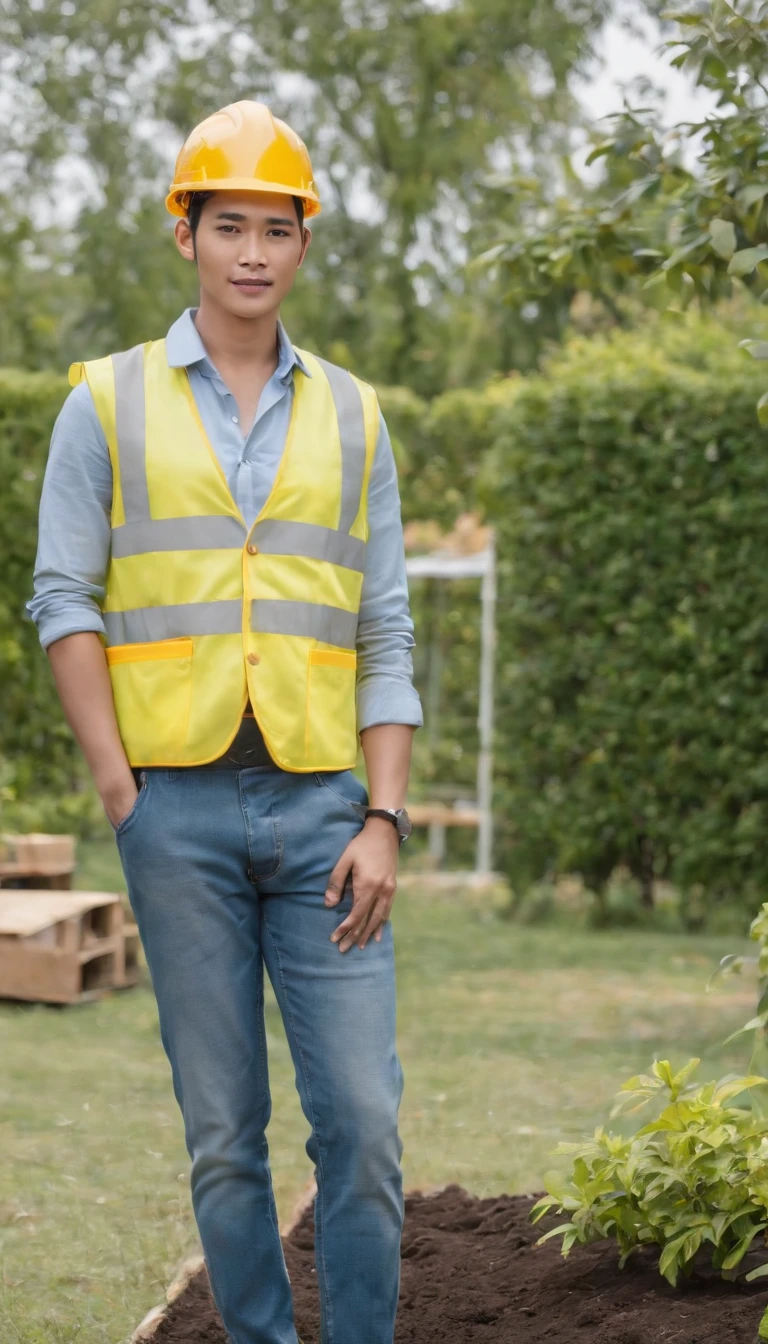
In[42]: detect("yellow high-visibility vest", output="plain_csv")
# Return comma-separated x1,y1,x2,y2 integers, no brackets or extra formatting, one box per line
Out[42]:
68,339,379,770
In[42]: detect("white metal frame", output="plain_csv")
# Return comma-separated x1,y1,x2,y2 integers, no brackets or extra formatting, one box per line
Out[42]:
405,536,496,876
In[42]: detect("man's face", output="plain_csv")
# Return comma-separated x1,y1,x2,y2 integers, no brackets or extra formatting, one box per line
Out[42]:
174,190,311,318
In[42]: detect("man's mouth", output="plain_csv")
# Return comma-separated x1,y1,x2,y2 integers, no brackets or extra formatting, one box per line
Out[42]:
231,278,273,292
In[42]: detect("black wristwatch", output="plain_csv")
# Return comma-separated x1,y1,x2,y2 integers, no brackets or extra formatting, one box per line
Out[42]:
364,808,412,844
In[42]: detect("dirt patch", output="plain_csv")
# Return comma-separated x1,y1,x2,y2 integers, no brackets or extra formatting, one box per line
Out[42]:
150,1184,768,1342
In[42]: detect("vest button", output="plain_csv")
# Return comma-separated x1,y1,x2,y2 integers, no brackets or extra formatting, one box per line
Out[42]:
247,652,260,666
246,543,258,555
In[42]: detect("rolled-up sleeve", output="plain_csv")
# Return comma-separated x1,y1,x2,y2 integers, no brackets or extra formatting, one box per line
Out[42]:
356,412,423,731
26,383,112,649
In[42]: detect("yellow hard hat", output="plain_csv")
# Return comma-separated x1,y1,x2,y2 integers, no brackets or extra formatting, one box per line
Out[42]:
165,100,321,219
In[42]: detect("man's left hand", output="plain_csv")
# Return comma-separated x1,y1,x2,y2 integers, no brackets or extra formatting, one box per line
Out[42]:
325,817,399,952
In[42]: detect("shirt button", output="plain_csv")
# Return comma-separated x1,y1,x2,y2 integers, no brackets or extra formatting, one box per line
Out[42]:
232,415,239,423
247,653,260,666
246,543,258,555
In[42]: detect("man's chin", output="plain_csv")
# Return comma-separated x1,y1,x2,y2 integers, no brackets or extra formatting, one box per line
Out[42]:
221,288,281,319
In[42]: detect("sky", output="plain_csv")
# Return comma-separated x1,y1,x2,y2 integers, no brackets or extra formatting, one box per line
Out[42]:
573,3,716,128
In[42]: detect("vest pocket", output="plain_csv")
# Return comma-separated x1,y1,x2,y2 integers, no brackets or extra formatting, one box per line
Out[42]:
305,647,358,767
106,637,193,764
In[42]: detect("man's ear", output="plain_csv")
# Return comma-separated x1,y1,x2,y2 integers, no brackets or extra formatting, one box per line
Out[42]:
174,218,196,263
298,225,312,268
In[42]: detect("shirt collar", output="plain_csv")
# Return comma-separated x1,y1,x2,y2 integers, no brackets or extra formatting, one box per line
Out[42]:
164,308,312,380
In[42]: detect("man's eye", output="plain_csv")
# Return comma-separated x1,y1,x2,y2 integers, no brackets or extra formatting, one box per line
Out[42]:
218,225,238,234
269,229,290,237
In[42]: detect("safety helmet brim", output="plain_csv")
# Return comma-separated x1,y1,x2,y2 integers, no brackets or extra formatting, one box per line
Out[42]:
166,178,321,220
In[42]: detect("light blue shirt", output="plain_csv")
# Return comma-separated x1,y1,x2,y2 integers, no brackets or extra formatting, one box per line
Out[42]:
27,309,423,731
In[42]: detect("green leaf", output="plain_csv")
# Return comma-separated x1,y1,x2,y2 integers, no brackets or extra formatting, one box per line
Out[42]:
723,1018,768,1046
659,1234,687,1285
721,1224,768,1270
663,234,710,271
653,1061,675,1088
536,1221,578,1247
759,1302,768,1341
672,1059,701,1092
737,184,768,210
746,1261,768,1283
738,340,768,361
530,1195,559,1223
728,245,768,276
709,218,737,260
713,1076,768,1104
584,141,616,166
757,390,768,427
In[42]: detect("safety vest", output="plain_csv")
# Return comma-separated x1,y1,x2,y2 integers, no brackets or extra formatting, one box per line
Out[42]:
68,339,379,771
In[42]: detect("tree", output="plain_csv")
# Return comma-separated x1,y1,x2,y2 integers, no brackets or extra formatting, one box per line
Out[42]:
0,0,611,390
481,0,768,347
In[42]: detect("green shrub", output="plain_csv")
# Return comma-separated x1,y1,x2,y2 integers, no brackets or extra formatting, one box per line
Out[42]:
532,1058,768,1287
380,378,515,525
0,369,102,831
380,380,515,840
483,315,768,914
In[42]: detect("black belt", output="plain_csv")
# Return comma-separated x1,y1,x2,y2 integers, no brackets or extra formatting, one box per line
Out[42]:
133,707,275,777
199,708,275,770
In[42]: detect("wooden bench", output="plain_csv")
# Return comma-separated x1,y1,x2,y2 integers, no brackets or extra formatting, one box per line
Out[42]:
408,804,480,867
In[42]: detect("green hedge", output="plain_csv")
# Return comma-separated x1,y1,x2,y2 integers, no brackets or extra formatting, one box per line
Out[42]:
483,317,768,913
0,369,106,831
379,379,514,525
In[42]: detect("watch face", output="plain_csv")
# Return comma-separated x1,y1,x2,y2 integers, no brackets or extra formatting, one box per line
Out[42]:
396,809,412,841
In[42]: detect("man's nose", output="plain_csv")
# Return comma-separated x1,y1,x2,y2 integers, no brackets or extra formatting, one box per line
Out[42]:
238,232,268,267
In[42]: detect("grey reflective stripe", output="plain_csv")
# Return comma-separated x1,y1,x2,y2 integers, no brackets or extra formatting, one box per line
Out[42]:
105,596,358,647
104,600,242,645
112,345,149,523
250,599,358,649
112,515,247,559
251,519,365,572
314,357,367,533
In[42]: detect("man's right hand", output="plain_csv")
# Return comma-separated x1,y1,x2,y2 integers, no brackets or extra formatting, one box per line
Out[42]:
47,632,139,833
101,777,139,830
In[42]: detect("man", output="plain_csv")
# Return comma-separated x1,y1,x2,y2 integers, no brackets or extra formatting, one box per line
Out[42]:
28,101,422,1344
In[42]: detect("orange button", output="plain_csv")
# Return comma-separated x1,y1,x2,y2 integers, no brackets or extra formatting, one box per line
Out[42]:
247,652,260,666
246,543,258,555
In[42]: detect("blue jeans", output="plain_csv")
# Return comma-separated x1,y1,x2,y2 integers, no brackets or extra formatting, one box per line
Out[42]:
114,764,405,1344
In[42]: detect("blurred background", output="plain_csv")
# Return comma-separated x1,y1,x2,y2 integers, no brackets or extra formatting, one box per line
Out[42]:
3,1,768,1340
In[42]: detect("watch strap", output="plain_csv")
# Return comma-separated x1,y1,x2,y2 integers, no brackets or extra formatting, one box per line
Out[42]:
364,808,399,830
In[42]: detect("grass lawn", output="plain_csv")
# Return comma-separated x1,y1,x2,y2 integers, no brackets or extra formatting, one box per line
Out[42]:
0,833,757,1343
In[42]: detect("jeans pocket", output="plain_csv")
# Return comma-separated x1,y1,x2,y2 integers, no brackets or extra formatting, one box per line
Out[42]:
113,770,150,839
314,769,369,817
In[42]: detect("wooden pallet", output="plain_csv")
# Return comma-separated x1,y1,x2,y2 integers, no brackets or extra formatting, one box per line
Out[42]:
0,833,76,888
0,891,140,1004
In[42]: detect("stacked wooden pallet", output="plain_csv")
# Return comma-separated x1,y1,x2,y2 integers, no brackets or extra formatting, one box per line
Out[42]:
0,890,140,1004
0,833,76,889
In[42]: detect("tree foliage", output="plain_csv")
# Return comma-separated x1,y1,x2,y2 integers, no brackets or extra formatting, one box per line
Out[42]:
482,1,768,328
0,0,609,390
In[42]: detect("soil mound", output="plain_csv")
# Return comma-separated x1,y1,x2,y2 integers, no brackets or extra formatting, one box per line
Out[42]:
151,1183,768,1342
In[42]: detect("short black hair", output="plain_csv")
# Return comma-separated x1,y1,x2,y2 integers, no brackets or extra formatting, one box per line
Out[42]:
186,191,305,240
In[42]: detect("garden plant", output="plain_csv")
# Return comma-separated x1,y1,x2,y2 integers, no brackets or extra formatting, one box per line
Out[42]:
531,937,768,1339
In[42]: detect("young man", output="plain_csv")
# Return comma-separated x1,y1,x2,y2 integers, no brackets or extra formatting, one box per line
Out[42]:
28,101,422,1344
